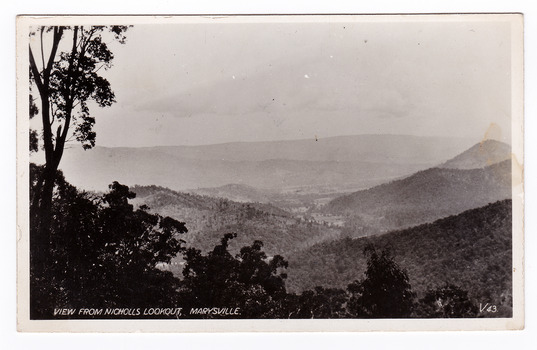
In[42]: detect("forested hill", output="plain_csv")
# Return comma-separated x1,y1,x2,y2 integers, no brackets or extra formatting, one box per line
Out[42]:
131,185,341,257
324,159,511,236
188,183,273,203
440,139,511,170
132,184,287,216
288,200,513,316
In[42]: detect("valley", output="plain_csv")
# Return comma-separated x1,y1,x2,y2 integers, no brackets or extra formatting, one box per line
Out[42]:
54,135,513,312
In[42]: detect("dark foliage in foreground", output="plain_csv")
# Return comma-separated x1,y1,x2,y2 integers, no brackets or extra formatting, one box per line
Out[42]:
416,284,478,318
179,233,289,318
178,234,475,319
30,164,187,318
29,26,130,282
30,169,482,319
347,245,415,318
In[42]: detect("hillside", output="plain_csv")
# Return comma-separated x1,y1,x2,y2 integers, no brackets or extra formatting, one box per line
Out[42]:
440,139,511,169
188,183,273,203
42,134,476,192
288,200,513,316
325,159,511,236
131,185,341,259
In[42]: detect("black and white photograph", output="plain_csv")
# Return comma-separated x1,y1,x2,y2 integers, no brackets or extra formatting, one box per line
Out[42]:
16,14,524,332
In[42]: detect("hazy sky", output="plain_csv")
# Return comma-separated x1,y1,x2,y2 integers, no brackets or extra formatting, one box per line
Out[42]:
87,17,512,147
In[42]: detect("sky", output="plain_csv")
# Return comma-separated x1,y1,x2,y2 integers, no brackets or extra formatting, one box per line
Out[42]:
76,17,513,147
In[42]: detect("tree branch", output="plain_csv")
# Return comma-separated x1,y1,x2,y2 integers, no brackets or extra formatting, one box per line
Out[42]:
55,26,79,160
28,47,44,92
40,27,45,71
56,125,62,144
49,105,55,126
85,27,96,48
77,26,85,49
65,135,76,143
44,27,63,80
30,44,54,162
93,63,106,74
66,26,79,103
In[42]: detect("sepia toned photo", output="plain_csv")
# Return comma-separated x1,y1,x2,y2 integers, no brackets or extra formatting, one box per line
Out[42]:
16,14,524,332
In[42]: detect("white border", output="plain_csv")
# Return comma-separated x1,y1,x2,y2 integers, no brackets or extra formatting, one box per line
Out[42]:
12,12,527,338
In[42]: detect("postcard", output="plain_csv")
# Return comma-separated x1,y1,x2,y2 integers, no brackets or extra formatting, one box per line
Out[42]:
16,14,524,332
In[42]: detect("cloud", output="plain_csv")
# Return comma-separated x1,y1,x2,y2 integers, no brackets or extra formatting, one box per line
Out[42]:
132,55,416,123
97,20,512,147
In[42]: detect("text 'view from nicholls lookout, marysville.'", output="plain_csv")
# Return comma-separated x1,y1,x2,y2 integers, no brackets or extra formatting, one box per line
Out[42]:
20,15,523,331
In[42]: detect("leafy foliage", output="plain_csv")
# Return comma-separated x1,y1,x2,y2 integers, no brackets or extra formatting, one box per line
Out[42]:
29,26,130,273
29,25,129,151
417,284,478,318
178,236,429,319
29,86,39,153
179,233,289,318
347,245,414,318
30,164,186,319
286,286,348,318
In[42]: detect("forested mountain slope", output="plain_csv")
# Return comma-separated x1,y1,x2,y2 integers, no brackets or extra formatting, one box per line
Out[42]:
325,160,511,236
288,200,513,316
131,185,341,257
440,139,511,170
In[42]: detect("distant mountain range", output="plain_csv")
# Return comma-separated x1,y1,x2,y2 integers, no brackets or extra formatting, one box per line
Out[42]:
147,134,476,163
287,200,513,317
324,140,511,236
49,134,477,192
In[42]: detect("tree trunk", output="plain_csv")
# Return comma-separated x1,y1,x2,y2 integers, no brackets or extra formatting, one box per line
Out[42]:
29,28,70,319
29,160,58,319
31,162,58,267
